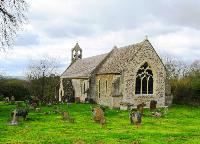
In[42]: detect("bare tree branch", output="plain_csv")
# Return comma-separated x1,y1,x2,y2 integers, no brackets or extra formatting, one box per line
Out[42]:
0,0,28,50
26,57,60,104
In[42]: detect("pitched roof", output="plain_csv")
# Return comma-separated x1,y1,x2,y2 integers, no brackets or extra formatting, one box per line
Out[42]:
96,41,145,74
61,39,157,78
61,53,108,78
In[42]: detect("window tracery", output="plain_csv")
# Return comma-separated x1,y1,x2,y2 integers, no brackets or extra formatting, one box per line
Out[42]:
135,62,153,95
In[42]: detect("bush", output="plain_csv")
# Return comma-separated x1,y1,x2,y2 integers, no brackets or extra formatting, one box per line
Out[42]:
172,74,200,106
191,75,200,101
173,77,192,103
0,95,4,101
0,79,30,101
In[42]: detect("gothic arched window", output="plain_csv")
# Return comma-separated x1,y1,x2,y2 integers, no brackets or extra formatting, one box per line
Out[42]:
135,62,153,95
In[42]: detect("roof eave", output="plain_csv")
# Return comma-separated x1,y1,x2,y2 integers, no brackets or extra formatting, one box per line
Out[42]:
61,76,89,79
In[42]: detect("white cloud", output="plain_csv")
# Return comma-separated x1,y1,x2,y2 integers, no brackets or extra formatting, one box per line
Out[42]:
152,27,200,61
1,0,200,76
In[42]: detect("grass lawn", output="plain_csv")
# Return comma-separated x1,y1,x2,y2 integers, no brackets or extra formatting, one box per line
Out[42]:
0,102,200,144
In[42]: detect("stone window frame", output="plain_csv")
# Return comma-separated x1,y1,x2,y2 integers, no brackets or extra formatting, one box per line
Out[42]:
80,82,83,94
135,62,154,96
83,82,86,93
105,80,108,94
98,79,101,98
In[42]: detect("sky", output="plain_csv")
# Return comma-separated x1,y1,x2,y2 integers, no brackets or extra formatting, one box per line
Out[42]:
0,0,200,76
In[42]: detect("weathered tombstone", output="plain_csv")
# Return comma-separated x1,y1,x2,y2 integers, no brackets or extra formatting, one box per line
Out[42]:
5,97,9,103
89,99,96,104
10,109,18,125
53,106,61,114
62,111,75,123
91,107,106,126
68,117,75,123
11,109,28,120
152,111,162,117
62,111,69,120
137,103,146,115
75,97,80,103
11,96,15,101
152,107,168,117
30,102,37,109
35,108,41,112
85,97,89,103
129,110,142,128
10,96,15,104
85,98,96,104
150,100,157,111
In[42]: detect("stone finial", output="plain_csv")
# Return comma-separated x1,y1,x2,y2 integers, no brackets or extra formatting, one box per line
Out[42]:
145,35,148,40
113,45,117,49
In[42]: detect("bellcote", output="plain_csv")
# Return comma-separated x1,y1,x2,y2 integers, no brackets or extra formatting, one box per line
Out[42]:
71,42,82,63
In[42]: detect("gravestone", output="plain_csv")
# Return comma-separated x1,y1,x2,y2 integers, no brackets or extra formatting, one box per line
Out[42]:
150,100,157,111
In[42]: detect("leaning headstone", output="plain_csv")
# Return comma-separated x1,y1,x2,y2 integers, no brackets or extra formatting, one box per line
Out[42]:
91,107,106,126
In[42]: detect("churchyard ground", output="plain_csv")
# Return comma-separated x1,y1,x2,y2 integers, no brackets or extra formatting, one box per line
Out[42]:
0,102,200,144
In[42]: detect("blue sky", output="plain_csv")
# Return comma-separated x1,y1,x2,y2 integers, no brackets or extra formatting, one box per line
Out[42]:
0,0,200,76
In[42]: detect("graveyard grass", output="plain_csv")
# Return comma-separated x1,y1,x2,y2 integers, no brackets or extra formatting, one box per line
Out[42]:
0,102,200,144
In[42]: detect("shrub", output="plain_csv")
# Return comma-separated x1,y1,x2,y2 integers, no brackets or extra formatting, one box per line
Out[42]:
0,95,4,101
172,74,200,106
191,75,200,102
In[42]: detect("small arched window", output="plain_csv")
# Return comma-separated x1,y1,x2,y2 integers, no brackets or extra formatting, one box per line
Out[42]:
135,62,153,95
105,81,108,93
83,82,86,93
98,80,101,98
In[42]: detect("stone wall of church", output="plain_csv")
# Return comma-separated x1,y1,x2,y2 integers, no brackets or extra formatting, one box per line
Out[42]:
122,42,166,107
88,74,97,101
72,79,89,102
165,79,173,106
59,78,89,102
95,74,121,107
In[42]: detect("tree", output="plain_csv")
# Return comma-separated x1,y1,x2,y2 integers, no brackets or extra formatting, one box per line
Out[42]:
26,57,60,104
0,0,28,50
189,60,200,76
188,60,200,101
0,78,30,101
163,56,200,105
162,56,189,79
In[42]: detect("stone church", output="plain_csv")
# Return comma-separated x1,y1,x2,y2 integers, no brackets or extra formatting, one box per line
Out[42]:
59,38,172,109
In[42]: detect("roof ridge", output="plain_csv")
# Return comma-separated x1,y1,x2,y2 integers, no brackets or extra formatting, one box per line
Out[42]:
61,52,110,78
79,53,108,61
116,40,146,50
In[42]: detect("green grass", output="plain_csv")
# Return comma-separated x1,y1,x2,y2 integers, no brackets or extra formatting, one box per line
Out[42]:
0,102,200,144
